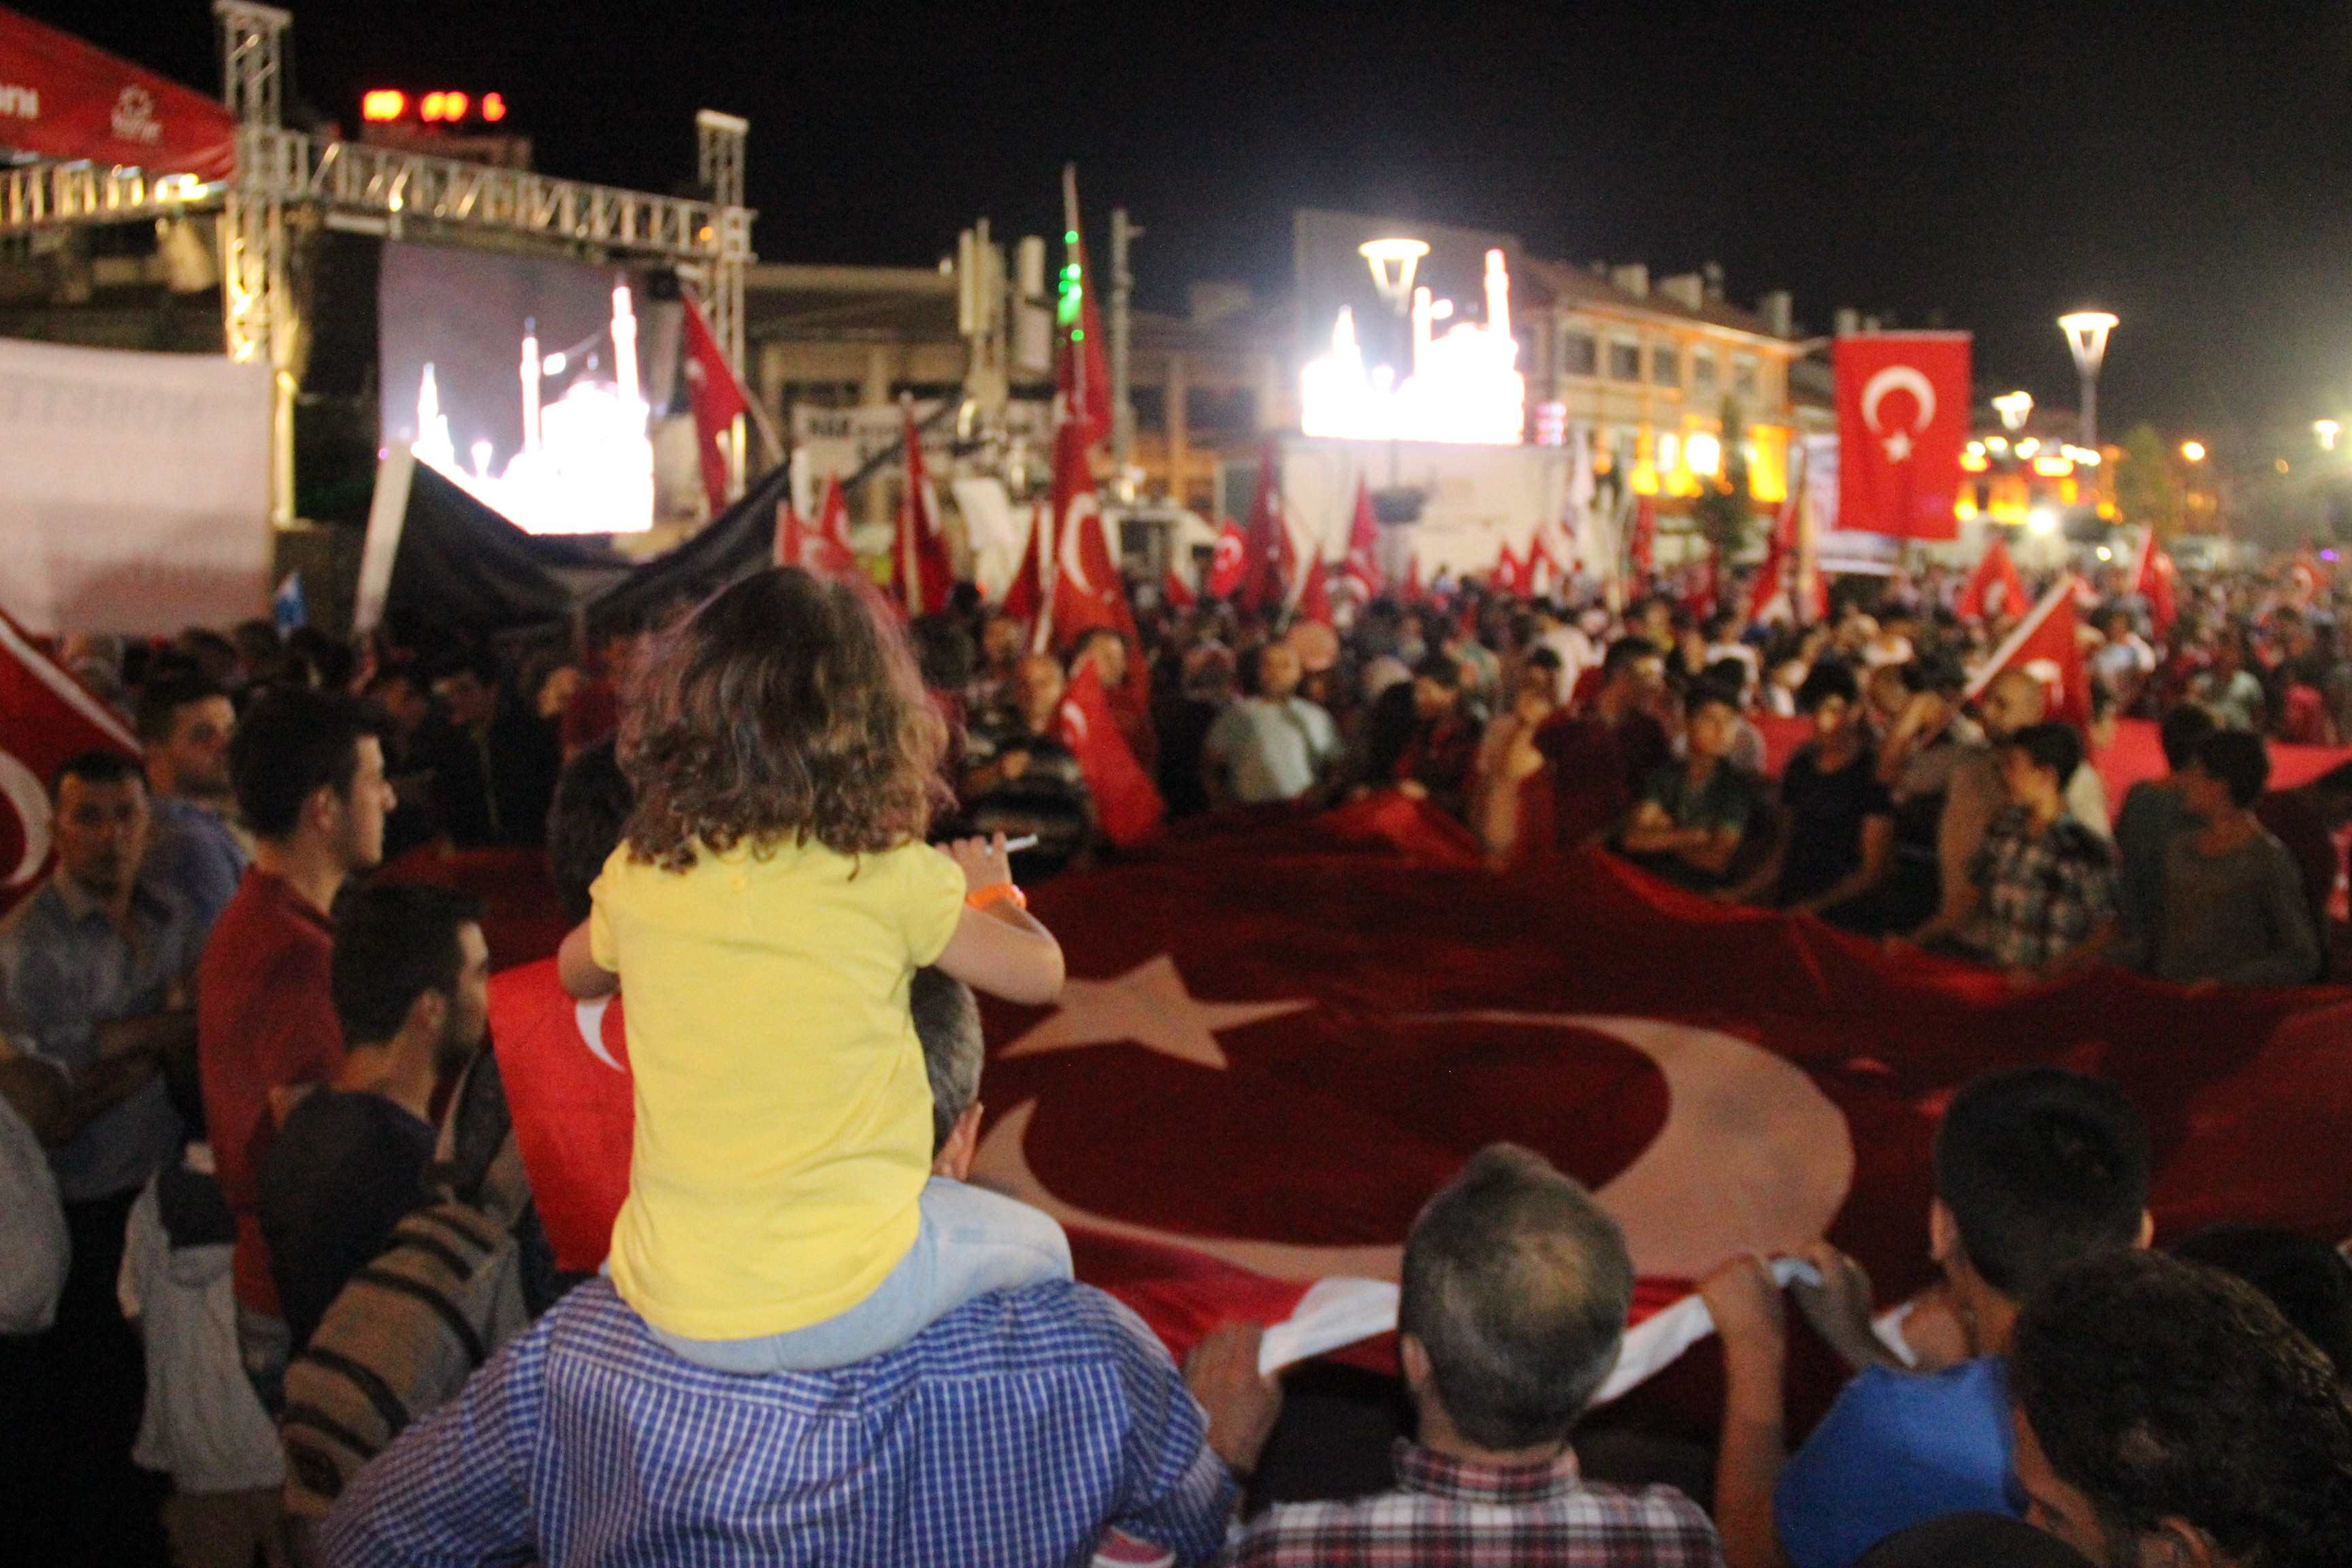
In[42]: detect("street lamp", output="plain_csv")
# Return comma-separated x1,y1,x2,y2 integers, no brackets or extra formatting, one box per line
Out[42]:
2058,310,2118,450
1992,390,2035,432
2180,440,2206,463
2317,419,2342,453
1359,238,1430,318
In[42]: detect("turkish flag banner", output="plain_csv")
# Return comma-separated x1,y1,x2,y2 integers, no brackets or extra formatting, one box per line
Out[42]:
1955,534,2026,623
1966,581,2092,728
970,811,2352,1407
1000,503,1050,623
1342,480,1382,600
1834,333,1971,542
895,409,954,617
0,608,139,916
2133,527,2178,637
0,7,237,180
487,960,635,1275
1059,659,1165,849
679,293,749,518
1237,448,1290,616
1046,416,1132,650
1205,518,1247,600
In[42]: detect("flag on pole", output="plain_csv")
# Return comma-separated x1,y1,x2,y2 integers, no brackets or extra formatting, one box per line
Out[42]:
0,608,139,917
1402,550,1426,606
1296,548,1335,627
1045,412,1131,651
1833,332,1971,542
1746,488,1801,625
1206,517,1247,600
1629,495,1657,576
1238,447,1289,616
1059,165,1114,450
1955,535,2027,623
1965,581,2092,728
2132,526,2178,638
1342,480,1383,600
895,406,954,617
681,291,751,517
1058,657,1164,849
1001,503,1051,623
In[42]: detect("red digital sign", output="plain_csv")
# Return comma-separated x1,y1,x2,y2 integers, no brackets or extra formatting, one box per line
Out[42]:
361,89,507,125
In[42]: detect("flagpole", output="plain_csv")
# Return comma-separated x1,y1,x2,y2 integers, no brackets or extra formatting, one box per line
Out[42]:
1963,581,2070,702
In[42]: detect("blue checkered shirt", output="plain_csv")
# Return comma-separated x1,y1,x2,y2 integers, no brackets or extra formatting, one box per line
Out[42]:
318,1277,1236,1567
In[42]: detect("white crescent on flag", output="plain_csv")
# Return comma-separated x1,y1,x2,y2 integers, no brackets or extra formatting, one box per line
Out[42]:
1059,491,1102,595
0,746,50,889
1861,365,1936,463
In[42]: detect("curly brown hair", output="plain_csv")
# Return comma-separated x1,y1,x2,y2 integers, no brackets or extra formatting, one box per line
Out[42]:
622,568,947,869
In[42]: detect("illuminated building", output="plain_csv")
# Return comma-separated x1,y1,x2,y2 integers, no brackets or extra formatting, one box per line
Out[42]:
1298,248,1526,444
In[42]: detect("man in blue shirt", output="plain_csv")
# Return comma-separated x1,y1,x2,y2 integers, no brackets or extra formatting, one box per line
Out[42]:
135,674,248,937
321,969,1238,1567
1702,1066,2153,1568
0,749,206,1565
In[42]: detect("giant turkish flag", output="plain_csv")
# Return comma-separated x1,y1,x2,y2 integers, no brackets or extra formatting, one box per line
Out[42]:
0,607,138,916
0,7,236,180
1835,333,1971,542
971,801,2352,1398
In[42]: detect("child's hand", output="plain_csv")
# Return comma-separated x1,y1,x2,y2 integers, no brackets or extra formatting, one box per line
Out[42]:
947,832,1015,892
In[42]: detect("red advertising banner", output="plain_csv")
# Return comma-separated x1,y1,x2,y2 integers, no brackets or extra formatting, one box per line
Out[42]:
1834,332,1972,542
0,7,237,180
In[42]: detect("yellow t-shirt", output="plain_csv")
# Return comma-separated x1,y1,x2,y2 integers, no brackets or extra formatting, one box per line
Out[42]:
588,836,965,1339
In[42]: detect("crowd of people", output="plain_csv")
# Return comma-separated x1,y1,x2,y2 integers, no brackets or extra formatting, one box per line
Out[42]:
3,546,2351,1567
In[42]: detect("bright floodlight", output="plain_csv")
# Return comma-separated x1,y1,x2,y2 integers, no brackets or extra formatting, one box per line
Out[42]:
2317,419,2342,452
2180,440,2207,463
2027,506,2059,535
1991,390,2035,432
1360,237,1431,315
1685,430,1722,478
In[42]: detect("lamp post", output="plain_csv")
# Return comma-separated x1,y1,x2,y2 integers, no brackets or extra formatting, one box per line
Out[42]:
2058,311,2118,451
2317,419,2341,453
1992,390,2034,432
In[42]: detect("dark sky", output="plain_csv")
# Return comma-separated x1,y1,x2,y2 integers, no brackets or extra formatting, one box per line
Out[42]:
45,1,2352,451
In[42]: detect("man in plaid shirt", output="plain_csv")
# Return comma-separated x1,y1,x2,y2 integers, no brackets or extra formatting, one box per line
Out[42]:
1911,724,2118,977
1195,1144,1723,1567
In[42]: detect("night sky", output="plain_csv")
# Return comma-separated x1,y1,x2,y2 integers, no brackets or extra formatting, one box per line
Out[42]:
40,1,2352,452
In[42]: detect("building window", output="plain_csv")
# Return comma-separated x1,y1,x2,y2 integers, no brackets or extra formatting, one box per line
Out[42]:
1651,344,1681,387
1691,350,1718,400
1732,353,1761,406
1609,339,1642,381
1129,385,1166,431
1558,331,1597,378
1186,387,1256,433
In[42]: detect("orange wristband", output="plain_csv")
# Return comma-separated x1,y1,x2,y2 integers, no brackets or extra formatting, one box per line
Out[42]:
966,882,1027,911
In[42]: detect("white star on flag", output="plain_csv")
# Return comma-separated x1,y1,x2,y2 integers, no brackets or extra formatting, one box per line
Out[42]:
998,954,1314,1071
1882,429,1914,463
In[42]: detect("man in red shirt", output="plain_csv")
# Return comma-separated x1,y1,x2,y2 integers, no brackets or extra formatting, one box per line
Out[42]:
198,688,394,1406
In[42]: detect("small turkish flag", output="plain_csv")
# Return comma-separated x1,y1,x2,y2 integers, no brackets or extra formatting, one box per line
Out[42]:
895,408,955,617
1205,517,1247,600
1046,414,1132,651
1001,503,1050,623
1342,480,1383,600
1238,448,1290,615
1835,333,1971,542
1060,658,1164,849
0,609,140,916
1955,535,2026,622
1966,582,2091,728
681,292,751,518
2132,528,2177,638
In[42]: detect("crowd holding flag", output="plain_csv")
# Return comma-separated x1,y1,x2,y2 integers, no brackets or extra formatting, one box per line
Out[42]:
1342,480,1383,600
0,608,140,917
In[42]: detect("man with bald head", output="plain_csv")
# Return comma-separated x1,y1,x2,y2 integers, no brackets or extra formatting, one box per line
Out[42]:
1918,668,2109,941
959,651,1094,879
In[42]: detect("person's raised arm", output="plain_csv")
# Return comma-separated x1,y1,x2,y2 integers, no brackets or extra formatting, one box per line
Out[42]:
1701,1255,1792,1568
932,834,1064,1006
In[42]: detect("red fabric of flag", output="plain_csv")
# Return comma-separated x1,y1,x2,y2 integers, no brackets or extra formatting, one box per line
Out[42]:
1237,448,1290,616
895,408,954,617
1343,480,1383,599
1060,167,1115,450
2133,529,2177,638
0,608,139,916
1001,504,1049,623
1955,535,2027,622
681,293,750,518
1058,658,1164,849
1966,582,2093,728
1834,333,1971,542
1047,417,1132,649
